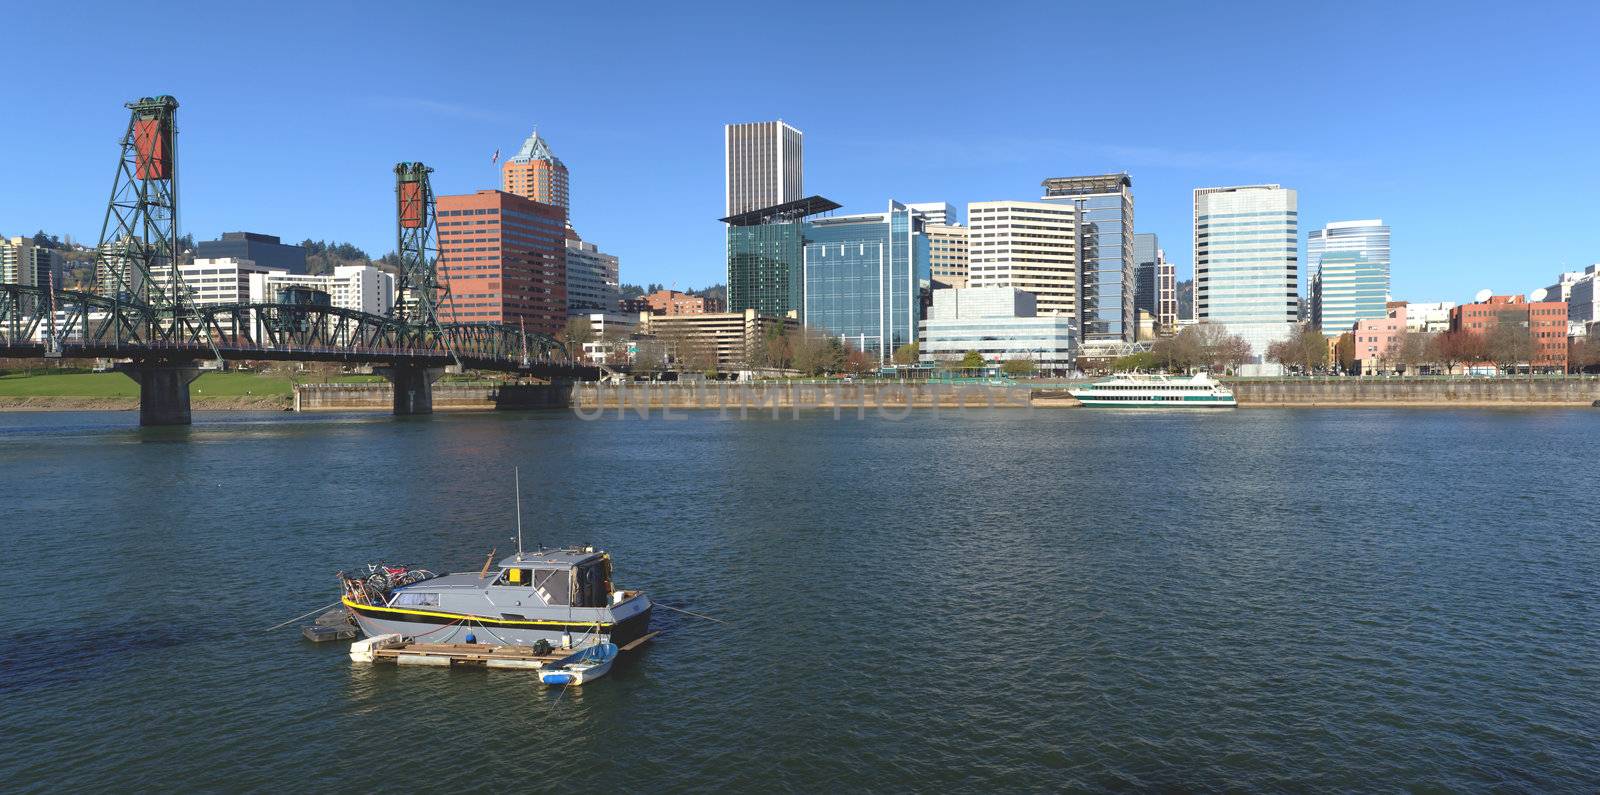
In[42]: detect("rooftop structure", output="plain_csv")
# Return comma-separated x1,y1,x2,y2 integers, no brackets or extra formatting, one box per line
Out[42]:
502,129,570,210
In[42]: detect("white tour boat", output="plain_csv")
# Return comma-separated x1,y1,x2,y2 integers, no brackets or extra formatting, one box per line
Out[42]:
1068,372,1237,408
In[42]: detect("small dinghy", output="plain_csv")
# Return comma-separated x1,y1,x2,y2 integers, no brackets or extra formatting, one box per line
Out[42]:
539,642,618,686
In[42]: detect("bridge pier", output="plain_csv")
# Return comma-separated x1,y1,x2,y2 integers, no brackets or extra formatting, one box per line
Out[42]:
115,360,202,426
377,364,443,415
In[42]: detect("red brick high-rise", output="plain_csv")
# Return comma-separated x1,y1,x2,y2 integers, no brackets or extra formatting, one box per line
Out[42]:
436,190,567,335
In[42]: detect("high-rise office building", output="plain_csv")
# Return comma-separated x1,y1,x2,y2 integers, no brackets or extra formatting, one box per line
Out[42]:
1308,219,1390,335
1157,249,1177,336
926,223,969,288
1310,251,1389,335
501,130,570,211
1194,184,1299,358
1,235,57,288
905,202,957,226
564,235,620,315
436,190,568,335
1041,173,1134,342
801,201,930,362
967,200,1077,317
724,196,839,319
1133,232,1158,335
725,121,803,217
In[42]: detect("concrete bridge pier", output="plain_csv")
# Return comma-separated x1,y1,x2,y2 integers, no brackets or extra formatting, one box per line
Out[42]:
377,364,443,415
115,360,202,426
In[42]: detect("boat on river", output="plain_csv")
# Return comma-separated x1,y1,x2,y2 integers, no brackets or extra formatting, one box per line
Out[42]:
338,547,654,650
539,642,618,685
1069,371,1237,408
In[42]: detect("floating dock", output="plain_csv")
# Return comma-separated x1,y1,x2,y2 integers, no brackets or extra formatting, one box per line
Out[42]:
350,632,659,670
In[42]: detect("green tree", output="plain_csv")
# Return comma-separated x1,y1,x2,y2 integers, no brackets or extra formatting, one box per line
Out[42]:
959,350,985,370
892,341,920,365
1110,351,1157,372
1000,358,1037,376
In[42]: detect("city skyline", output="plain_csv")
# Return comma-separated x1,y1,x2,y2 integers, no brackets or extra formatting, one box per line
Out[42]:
3,2,1598,307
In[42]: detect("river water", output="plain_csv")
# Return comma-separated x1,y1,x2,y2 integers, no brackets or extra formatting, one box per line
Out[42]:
1,407,1597,791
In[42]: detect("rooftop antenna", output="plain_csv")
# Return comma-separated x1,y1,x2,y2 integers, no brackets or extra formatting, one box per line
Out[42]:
514,466,525,561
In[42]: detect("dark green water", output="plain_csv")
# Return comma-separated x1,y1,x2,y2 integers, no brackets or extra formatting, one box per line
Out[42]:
2,408,1598,791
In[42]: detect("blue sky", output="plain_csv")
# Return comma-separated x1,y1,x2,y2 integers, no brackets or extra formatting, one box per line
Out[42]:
3,1,1597,302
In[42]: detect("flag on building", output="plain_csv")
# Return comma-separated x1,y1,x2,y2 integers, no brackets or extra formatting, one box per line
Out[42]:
492,148,500,165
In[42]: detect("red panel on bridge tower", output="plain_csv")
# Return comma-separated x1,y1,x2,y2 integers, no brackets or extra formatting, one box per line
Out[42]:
134,118,172,180
399,181,424,228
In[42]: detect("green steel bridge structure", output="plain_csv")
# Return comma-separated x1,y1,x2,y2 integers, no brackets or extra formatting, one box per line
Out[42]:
0,96,596,424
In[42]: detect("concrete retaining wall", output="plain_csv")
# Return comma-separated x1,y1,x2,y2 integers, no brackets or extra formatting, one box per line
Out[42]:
293,378,1600,412
293,382,574,412
571,382,1035,412
1228,377,1600,406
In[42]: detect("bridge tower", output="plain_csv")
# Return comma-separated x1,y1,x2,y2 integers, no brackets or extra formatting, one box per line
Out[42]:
382,162,446,415
94,96,184,311
392,162,446,324
91,95,202,426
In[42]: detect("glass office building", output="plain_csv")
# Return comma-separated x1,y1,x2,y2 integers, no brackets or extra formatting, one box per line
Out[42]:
725,196,840,319
1041,174,1134,342
1133,232,1158,326
802,201,930,361
1193,184,1299,359
1311,250,1389,334
1308,219,1391,335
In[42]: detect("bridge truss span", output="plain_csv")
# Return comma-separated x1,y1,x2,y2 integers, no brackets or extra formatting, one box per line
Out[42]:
0,283,587,377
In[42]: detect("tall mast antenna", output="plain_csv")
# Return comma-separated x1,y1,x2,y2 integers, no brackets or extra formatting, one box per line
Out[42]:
514,466,524,560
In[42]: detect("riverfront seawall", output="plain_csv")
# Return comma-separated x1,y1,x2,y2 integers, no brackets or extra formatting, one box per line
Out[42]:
1227,377,1600,407
571,382,1039,413
292,383,572,411
288,378,1600,412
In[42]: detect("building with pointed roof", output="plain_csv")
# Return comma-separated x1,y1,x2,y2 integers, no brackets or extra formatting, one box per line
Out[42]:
501,129,570,210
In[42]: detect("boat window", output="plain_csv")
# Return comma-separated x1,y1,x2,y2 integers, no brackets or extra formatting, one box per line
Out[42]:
496,568,533,587
533,568,570,606
390,592,439,607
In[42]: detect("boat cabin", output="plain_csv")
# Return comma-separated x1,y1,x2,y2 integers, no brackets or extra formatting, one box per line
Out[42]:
492,548,614,608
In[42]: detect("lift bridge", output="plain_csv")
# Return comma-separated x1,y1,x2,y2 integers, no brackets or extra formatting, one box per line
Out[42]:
0,96,595,425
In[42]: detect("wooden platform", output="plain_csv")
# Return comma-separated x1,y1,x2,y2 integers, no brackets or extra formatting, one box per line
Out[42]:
352,632,660,669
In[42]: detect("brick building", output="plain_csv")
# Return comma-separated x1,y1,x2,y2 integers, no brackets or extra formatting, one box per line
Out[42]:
1351,304,1408,373
643,289,706,315
436,190,567,335
1450,294,1568,371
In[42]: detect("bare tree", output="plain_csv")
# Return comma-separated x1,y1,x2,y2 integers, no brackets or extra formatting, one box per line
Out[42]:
789,328,839,375
1485,312,1534,373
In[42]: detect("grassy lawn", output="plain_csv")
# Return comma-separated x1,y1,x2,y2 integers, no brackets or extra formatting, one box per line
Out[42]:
0,370,386,398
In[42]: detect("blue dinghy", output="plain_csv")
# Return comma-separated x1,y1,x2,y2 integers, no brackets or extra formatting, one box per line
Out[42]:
540,642,618,685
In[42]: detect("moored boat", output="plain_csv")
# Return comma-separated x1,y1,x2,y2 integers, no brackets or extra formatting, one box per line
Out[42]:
338,547,653,650
1069,371,1237,408
539,642,618,685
